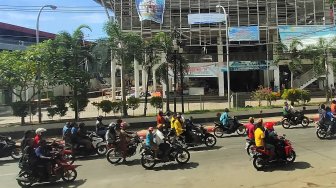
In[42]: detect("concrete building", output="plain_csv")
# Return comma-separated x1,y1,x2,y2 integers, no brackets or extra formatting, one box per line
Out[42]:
94,0,336,98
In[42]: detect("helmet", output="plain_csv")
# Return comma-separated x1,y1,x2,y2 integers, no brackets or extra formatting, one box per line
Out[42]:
97,116,103,122
264,122,275,130
35,128,46,135
148,127,154,131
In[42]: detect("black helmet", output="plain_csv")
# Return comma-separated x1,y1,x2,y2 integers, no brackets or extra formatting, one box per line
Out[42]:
97,116,103,121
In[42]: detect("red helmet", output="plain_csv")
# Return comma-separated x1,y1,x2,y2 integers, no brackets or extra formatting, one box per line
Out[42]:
264,122,275,130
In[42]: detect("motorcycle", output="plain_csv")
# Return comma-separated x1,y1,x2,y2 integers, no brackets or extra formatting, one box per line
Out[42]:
252,135,296,171
316,120,336,139
0,135,22,160
106,134,143,164
16,151,80,187
281,111,310,129
178,118,216,148
70,132,107,157
140,139,190,170
213,117,246,138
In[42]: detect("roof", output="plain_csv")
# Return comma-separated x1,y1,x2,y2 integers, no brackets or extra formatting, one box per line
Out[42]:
0,22,56,39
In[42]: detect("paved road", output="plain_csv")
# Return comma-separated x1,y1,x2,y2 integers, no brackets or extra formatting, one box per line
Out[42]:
1,124,336,188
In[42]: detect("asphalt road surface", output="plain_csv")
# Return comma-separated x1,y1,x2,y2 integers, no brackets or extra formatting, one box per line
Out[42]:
1,123,335,188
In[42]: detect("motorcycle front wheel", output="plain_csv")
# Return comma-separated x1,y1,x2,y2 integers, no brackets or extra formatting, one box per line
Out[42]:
282,119,291,129
11,147,22,160
17,171,33,187
246,144,256,156
301,117,310,127
106,148,122,164
213,127,224,138
141,154,156,169
97,145,108,156
175,148,190,164
204,134,216,147
252,157,265,171
286,150,296,163
316,128,327,139
236,126,247,136
61,169,77,182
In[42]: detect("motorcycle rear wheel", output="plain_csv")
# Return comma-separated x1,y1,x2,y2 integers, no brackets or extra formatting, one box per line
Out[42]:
214,127,224,138
175,148,190,164
141,154,156,169
286,151,296,163
204,135,216,147
282,119,291,129
301,117,310,127
61,169,77,182
106,148,122,164
252,157,265,171
17,171,33,187
316,128,327,139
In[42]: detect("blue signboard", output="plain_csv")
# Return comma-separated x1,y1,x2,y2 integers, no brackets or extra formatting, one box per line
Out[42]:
221,61,274,72
188,13,226,25
279,26,336,48
229,26,260,41
135,0,165,24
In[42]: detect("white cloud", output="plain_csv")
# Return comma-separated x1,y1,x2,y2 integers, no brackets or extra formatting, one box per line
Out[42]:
71,13,108,24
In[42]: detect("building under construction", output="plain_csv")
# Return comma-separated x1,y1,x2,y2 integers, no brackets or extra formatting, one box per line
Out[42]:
95,0,336,96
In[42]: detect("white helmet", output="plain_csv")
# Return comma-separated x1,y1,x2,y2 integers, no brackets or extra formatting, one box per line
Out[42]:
35,128,46,135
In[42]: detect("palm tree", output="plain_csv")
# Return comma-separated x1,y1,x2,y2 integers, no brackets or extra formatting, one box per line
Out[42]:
50,25,93,120
104,21,143,116
303,37,336,101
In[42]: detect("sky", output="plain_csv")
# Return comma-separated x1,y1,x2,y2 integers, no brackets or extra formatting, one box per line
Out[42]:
0,0,115,41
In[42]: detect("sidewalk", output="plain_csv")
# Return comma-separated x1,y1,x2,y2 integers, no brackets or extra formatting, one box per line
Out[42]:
0,105,320,139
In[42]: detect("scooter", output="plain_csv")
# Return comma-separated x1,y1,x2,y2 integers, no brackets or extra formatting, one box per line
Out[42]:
213,117,246,138
70,132,107,157
0,135,22,160
281,111,310,129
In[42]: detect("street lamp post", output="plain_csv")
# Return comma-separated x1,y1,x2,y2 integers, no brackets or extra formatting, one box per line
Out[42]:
36,5,57,123
216,5,231,108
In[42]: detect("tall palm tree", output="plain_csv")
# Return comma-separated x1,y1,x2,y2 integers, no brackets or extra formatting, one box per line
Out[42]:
104,21,143,116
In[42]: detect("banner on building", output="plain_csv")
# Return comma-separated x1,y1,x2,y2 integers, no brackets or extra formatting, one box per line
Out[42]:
221,61,275,72
229,26,260,41
188,13,226,25
186,63,221,77
279,25,336,48
135,0,165,24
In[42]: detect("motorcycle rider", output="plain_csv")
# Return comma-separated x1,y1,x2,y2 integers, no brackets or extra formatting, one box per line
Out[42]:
283,102,294,123
33,128,46,148
62,122,72,145
254,119,275,159
114,124,129,163
96,116,107,139
21,130,34,151
318,104,326,125
71,123,91,151
20,138,37,171
264,122,277,159
157,110,166,125
245,117,255,140
219,108,230,130
35,140,52,179
105,123,117,147
170,113,177,130
173,114,184,137
325,106,336,134
146,127,159,160
155,124,169,160
331,100,336,115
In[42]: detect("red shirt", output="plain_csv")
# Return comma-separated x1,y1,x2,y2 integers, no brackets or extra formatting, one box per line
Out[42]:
33,134,41,148
157,115,165,125
245,123,255,139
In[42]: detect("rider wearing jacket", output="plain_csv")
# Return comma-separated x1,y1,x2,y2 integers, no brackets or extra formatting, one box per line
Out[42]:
35,140,52,179
220,108,230,129
173,114,184,137
96,116,107,139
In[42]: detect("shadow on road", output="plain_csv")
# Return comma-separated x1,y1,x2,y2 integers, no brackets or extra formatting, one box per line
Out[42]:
111,159,141,166
31,179,87,188
262,161,312,172
0,158,18,166
153,162,199,171
287,126,315,129
219,134,246,138
188,145,223,152
75,155,105,162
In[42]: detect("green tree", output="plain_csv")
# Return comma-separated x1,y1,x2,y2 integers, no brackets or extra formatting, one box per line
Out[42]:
150,96,163,112
303,37,336,101
99,100,113,116
104,21,143,117
127,97,140,116
47,25,93,120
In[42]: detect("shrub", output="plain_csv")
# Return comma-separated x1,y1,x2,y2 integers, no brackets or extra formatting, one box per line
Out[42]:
111,101,122,115
127,97,140,116
300,90,311,104
252,86,279,106
150,96,163,110
54,96,68,118
99,100,113,116
47,107,57,119
11,101,37,125
281,89,311,104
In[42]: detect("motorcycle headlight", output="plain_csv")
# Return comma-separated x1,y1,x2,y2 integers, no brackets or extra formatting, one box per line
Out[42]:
8,137,11,140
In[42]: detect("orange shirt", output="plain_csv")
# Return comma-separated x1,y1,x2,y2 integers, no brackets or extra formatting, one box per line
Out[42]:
331,103,336,114
156,115,165,125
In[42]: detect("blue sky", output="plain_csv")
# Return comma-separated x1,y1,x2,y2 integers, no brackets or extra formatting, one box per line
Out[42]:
0,0,114,40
